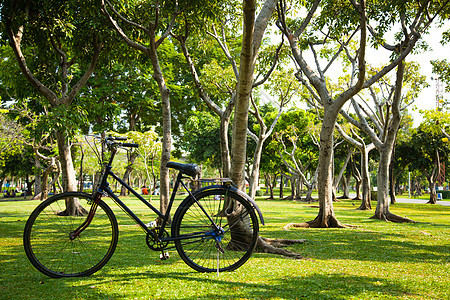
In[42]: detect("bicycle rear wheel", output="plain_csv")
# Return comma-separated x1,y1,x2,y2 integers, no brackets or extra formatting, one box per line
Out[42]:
23,192,118,278
172,187,259,272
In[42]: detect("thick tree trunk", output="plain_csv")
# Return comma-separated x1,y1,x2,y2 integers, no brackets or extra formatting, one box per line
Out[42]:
229,0,308,257
54,130,85,215
371,147,412,222
308,110,345,228
371,62,413,223
373,148,391,219
230,0,255,190
55,130,77,193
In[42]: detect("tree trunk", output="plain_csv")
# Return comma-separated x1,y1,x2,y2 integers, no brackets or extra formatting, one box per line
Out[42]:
33,154,42,199
359,146,372,210
249,138,264,199
230,0,255,190
371,62,412,223
296,176,301,200
279,174,284,199
426,151,441,204
120,151,138,196
339,171,351,199
78,144,85,193
290,177,296,200
333,148,352,193
271,174,277,199
143,34,172,214
264,173,275,199
427,176,437,204
389,146,396,204
371,147,413,222
55,130,77,193
25,176,34,196
308,109,345,228
54,130,85,215
228,0,308,257
220,114,232,178
373,148,390,219
425,157,439,205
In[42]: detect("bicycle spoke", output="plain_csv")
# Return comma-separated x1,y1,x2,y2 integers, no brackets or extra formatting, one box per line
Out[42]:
173,188,258,273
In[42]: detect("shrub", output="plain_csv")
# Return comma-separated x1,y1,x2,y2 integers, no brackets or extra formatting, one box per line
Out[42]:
439,190,450,199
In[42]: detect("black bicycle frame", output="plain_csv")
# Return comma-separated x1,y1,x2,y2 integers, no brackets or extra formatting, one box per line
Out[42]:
73,144,222,244
99,165,182,240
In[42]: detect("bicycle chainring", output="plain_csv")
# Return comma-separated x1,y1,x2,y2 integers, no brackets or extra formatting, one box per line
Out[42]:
146,228,169,251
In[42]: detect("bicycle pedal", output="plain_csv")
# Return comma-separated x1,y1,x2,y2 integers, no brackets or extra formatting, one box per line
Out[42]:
160,252,170,260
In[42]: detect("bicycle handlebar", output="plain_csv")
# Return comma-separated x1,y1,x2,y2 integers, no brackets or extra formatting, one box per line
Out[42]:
107,136,127,141
121,143,139,148
90,135,139,148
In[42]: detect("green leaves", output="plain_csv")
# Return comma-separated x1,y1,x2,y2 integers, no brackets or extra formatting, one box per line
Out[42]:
180,111,222,168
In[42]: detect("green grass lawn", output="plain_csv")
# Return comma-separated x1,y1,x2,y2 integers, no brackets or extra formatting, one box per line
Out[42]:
1,196,449,299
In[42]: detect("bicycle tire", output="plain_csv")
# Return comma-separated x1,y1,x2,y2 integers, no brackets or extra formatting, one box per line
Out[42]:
172,186,259,272
23,192,118,278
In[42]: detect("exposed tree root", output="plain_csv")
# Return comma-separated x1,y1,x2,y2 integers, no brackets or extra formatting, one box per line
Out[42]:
283,222,353,230
357,204,371,211
370,211,415,223
260,236,308,247
255,237,306,259
307,215,347,228
283,222,311,230
228,207,307,258
283,214,359,229
56,207,89,216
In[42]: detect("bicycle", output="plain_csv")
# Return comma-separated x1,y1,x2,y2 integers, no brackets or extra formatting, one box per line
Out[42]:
23,136,264,278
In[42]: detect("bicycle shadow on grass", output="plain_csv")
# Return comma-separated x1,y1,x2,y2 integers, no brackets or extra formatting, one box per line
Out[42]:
65,271,419,299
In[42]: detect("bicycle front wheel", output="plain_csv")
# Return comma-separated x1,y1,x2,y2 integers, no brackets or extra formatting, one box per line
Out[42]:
23,192,118,278
172,187,259,272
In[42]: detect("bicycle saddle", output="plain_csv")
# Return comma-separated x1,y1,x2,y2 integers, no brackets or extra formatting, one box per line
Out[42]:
166,162,201,178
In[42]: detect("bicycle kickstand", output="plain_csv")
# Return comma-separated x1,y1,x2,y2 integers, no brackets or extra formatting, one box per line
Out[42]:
160,251,170,261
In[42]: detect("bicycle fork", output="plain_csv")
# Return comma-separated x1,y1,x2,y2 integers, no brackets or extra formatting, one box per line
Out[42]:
69,192,102,240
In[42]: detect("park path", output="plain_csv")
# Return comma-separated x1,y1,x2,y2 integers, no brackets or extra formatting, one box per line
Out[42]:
346,192,450,206
395,197,450,206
